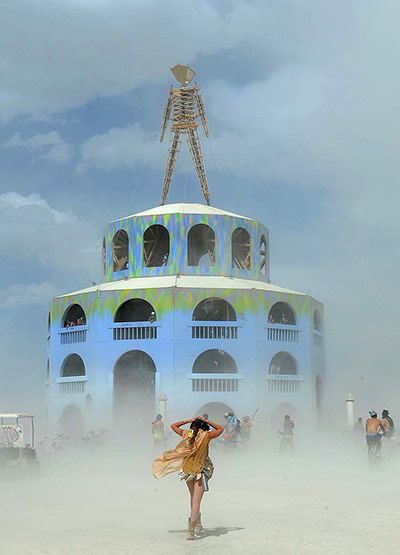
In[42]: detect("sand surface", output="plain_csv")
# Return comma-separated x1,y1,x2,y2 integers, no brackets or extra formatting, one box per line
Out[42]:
1,435,400,555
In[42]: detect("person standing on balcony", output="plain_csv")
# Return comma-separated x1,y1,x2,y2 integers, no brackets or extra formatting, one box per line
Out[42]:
152,416,223,540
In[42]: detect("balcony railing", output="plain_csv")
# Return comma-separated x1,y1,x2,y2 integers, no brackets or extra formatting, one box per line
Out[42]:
266,324,300,343
189,321,241,339
267,374,303,393
111,322,160,340
59,325,88,345
188,373,244,392
57,376,87,394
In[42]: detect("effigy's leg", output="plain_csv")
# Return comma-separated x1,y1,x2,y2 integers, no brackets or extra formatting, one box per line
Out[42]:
187,129,211,205
161,130,181,205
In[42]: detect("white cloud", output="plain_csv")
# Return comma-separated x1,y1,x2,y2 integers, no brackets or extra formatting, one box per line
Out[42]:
41,142,74,164
0,1,250,121
77,123,163,174
0,282,59,308
0,192,100,273
3,131,74,164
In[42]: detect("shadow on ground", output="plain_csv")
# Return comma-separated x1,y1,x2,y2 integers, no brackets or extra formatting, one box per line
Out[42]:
169,526,244,538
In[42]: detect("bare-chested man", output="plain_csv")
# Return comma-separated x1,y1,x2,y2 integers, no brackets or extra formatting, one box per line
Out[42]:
365,410,384,455
381,409,394,439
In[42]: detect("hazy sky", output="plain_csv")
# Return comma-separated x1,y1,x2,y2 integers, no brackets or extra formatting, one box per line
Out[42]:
1,0,399,418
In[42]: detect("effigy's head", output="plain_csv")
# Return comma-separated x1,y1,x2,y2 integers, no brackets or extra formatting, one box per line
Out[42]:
171,64,196,86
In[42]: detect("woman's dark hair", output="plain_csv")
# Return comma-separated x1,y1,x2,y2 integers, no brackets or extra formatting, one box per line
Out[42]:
188,418,210,441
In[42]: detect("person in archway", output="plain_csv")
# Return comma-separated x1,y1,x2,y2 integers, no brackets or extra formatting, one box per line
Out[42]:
152,416,223,540
279,414,295,452
151,414,166,456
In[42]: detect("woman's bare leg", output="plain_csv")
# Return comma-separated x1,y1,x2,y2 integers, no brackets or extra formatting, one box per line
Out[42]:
190,479,204,522
186,480,195,514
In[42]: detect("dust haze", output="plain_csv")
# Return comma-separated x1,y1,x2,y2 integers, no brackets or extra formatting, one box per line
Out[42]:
1,409,399,555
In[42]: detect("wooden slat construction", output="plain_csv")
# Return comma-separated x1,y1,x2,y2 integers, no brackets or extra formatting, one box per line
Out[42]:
59,326,88,345
111,322,159,341
232,227,252,270
192,378,239,392
267,375,302,394
266,324,299,343
59,381,86,394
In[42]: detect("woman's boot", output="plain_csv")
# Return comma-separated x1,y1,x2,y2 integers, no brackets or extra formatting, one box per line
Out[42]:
187,518,197,540
194,512,204,535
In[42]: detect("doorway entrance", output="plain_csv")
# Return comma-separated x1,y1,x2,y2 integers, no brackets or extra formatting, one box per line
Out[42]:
113,350,156,432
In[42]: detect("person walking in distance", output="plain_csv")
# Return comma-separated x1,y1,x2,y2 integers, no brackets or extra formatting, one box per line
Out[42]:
151,414,165,456
152,416,223,540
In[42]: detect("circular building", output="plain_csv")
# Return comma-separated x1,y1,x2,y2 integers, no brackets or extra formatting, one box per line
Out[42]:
46,203,325,433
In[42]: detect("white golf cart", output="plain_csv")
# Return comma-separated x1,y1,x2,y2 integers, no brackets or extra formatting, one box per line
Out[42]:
0,413,40,475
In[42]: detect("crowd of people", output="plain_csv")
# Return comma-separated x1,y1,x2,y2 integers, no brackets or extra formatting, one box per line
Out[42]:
354,409,396,461
65,316,86,328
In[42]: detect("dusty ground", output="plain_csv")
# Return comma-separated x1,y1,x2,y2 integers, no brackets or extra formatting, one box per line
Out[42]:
2,434,400,555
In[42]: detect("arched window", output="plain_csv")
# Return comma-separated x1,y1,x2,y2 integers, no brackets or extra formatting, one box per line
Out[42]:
102,238,106,275
61,354,86,377
260,235,267,276
193,298,236,322
114,299,156,323
313,309,322,331
187,224,216,266
112,229,129,272
143,225,170,267
268,302,296,325
269,352,297,376
232,227,252,270
63,304,86,328
193,349,237,374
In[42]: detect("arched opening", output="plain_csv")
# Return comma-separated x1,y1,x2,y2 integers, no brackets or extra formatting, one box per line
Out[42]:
61,354,86,378
316,375,323,419
113,350,156,426
269,352,297,375
102,237,106,275
260,235,267,276
196,402,235,425
313,309,322,331
112,229,129,272
187,224,216,266
63,304,86,328
268,302,296,325
59,404,84,437
192,298,236,322
232,227,252,270
114,299,156,322
193,349,237,374
143,225,170,267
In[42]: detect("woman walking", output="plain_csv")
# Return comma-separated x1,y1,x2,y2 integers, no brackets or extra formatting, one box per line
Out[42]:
151,414,166,456
152,416,223,540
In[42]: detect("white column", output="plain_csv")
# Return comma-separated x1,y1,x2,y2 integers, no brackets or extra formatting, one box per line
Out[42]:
158,392,168,425
346,393,355,430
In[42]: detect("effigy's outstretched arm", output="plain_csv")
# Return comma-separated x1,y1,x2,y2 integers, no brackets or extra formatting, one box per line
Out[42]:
187,128,211,205
195,88,209,137
160,88,173,142
161,130,182,205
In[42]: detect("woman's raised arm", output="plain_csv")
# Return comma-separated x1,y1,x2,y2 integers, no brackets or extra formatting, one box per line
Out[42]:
206,420,224,439
171,419,193,436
